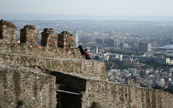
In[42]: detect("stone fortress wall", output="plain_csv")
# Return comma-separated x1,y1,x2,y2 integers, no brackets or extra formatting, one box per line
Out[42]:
0,53,107,80
0,20,173,108
83,79,173,108
0,19,107,80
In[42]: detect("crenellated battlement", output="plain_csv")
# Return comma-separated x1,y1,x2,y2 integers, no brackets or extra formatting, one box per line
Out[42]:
0,20,81,58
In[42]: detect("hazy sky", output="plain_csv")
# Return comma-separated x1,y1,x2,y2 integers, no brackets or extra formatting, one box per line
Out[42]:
1,0,173,16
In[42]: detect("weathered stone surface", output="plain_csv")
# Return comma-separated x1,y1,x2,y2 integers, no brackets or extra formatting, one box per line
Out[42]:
0,19,17,45
0,63,56,108
0,53,107,80
0,41,83,59
41,28,57,49
82,79,173,108
58,31,74,49
20,25,38,47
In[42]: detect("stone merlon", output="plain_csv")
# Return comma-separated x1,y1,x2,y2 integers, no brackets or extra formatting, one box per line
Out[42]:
23,25,36,30
61,31,73,36
43,28,54,33
20,25,38,45
58,31,74,48
41,28,57,47
0,19,16,29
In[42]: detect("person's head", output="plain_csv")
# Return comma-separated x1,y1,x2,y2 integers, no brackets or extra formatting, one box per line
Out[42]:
85,49,87,51
78,45,82,48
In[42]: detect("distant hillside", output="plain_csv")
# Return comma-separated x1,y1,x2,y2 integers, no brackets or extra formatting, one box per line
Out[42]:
1,14,173,21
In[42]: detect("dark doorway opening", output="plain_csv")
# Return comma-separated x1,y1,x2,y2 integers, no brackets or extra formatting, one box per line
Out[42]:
57,90,82,108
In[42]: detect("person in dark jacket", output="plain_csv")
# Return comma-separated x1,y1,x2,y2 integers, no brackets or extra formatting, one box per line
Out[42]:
78,45,85,55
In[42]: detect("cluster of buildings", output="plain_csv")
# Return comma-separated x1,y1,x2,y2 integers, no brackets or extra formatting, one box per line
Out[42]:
108,67,173,89
96,38,126,48
96,38,152,52
138,55,173,65
91,40,173,89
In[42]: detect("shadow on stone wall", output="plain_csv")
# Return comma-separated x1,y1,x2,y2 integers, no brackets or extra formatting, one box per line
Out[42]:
89,101,103,108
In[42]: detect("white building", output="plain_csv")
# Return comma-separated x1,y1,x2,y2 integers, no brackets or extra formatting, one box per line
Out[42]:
75,35,79,48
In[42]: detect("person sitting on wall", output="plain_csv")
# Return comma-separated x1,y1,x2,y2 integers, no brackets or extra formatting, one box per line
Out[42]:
78,45,85,55
84,49,91,60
